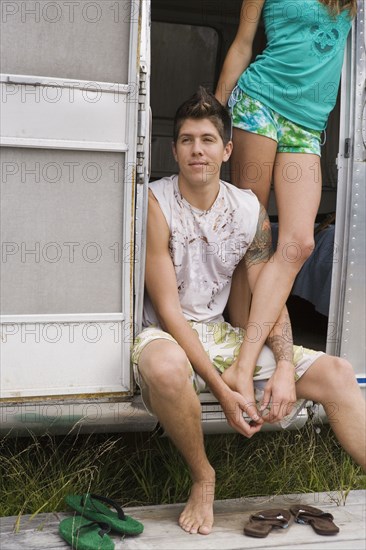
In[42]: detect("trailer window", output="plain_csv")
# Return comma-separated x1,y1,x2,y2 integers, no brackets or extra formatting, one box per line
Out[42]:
151,22,219,178
1,0,132,83
1,148,125,315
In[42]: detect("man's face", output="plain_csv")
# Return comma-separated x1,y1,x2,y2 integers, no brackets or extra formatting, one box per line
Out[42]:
172,118,232,186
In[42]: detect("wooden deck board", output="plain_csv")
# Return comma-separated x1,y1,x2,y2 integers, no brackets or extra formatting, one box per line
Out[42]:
1,491,365,549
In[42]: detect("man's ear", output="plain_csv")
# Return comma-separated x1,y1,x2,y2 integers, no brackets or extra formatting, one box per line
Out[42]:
223,140,233,162
172,141,178,162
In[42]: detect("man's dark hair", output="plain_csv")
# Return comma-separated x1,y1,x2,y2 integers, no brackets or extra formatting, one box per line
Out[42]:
173,87,232,145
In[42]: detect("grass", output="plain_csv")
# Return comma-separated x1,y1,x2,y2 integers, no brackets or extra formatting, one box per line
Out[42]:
0,423,364,519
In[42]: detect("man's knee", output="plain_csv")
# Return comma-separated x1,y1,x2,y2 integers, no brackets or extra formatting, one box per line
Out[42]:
319,356,356,394
139,343,190,395
332,357,356,386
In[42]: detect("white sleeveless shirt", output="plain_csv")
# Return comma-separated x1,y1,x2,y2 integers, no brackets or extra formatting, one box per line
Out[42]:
143,175,260,326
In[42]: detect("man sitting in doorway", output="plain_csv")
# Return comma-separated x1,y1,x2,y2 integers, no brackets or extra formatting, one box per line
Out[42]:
132,87,366,535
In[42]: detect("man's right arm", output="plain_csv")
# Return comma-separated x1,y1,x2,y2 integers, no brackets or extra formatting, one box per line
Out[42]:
144,191,262,436
145,192,222,394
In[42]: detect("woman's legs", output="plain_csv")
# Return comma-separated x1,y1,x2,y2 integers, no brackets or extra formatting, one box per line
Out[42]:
230,128,277,208
274,152,321,267
229,128,322,370
229,129,277,326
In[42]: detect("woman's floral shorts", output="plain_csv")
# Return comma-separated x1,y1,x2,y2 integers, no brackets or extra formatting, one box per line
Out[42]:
229,88,322,156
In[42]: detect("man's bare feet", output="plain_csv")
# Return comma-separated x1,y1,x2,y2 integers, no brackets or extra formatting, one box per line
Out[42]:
178,470,216,535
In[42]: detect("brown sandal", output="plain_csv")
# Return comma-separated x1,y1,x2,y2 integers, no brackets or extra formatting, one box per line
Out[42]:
244,508,291,538
290,505,339,535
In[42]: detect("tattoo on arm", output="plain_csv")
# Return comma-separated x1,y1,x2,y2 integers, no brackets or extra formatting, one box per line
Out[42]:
267,313,294,364
244,205,272,270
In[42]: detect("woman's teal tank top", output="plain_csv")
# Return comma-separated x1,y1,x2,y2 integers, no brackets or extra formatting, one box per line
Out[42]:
238,0,353,130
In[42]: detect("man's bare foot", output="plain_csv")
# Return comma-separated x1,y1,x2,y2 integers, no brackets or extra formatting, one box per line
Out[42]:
178,471,215,535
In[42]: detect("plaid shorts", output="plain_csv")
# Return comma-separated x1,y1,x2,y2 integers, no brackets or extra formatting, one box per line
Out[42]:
132,321,324,428
229,88,322,156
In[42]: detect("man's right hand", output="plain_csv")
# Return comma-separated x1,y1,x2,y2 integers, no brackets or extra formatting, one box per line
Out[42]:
220,387,263,438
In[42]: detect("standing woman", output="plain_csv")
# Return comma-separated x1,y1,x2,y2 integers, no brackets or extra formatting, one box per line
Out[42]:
215,1,356,399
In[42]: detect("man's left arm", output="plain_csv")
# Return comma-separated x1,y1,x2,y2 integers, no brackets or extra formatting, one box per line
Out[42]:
260,306,297,423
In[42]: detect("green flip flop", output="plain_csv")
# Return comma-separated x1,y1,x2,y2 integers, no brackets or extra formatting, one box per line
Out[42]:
59,515,114,550
65,494,144,536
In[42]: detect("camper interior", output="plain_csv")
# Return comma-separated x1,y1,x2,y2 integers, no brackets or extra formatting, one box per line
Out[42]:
150,0,341,352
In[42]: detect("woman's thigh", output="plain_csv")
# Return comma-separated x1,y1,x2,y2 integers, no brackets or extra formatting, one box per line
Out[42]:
274,152,322,246
231,128,277,208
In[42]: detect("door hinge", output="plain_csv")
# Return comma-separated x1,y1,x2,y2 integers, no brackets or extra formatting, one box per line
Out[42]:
136,64,148,184
139,63,147,97
137,65,147,140
344,138,352,159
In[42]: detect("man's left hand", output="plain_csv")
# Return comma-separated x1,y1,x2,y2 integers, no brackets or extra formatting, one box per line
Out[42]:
260,361,297,423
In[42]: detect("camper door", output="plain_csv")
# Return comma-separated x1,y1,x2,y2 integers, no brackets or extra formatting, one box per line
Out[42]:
328,4,365,385
0,1,150,400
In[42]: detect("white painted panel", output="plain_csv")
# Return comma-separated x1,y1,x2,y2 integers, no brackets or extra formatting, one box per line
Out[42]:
0,322,131,398
1,148,126,315
0,0,144,402
0,79,130,147
0,0,132,83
